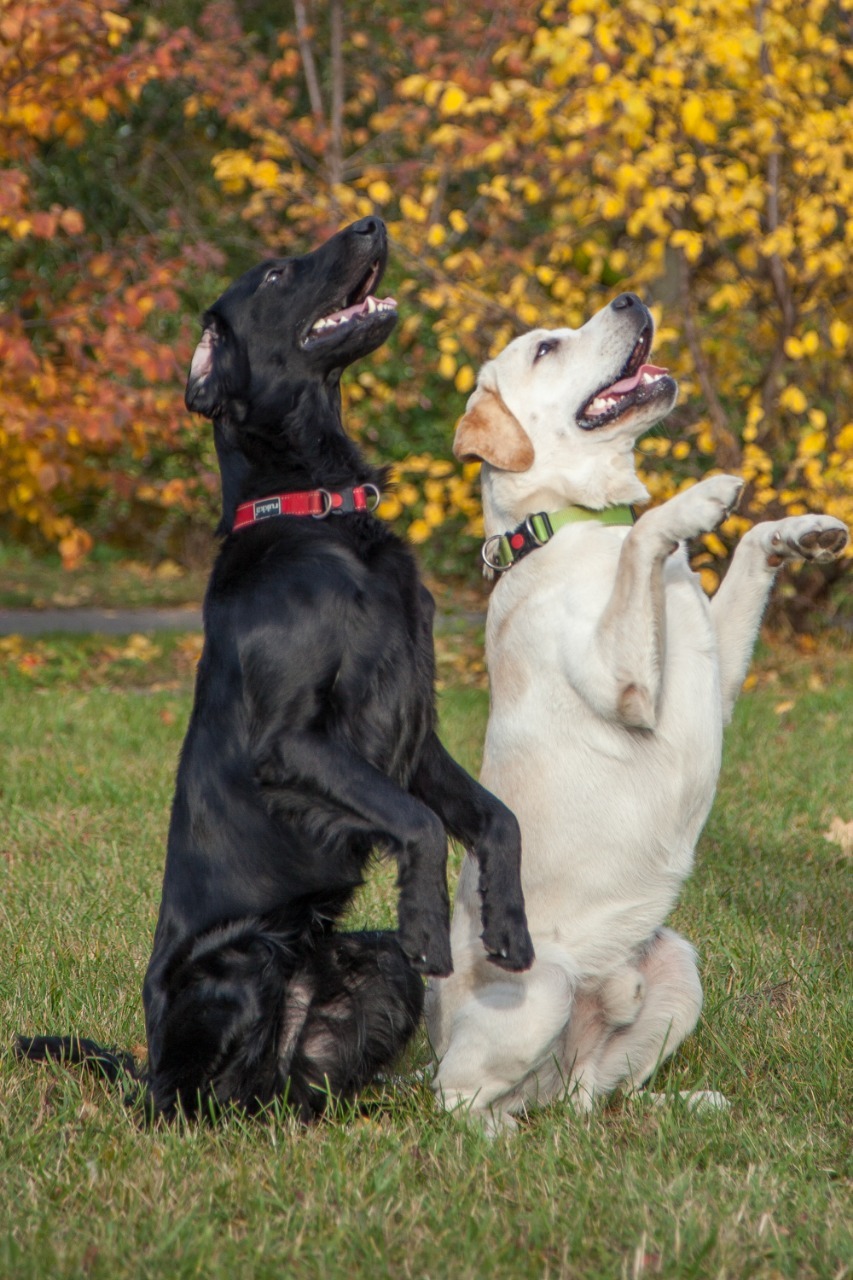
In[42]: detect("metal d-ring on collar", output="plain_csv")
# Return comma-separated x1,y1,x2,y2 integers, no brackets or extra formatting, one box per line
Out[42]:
313,483,382,518
482,503,635,572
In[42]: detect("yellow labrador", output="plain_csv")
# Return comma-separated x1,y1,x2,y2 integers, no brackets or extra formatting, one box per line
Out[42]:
426,292,848,1132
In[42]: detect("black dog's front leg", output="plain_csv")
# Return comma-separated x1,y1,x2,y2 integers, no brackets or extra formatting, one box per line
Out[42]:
257,733,452,975
410,734,534,971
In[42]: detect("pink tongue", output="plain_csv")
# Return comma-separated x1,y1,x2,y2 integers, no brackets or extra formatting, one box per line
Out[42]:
603,363,668,396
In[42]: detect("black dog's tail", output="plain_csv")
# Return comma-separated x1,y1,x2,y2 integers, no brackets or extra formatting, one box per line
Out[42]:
15,1035,149,1104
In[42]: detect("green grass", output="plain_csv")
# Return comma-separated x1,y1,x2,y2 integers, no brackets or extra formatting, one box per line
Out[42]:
1,635,851,1279
0,542,210,610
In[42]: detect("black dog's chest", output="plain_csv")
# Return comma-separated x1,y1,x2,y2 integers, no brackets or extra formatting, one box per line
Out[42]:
218,523,437,782
326,555,435,780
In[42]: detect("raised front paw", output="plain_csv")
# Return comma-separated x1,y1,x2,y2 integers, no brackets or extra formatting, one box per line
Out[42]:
648,474,744,547
398,906,453,977
481,905,535,972
758,514,849,568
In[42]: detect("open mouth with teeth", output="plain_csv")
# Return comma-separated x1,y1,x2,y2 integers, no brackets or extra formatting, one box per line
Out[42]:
578,322,677,430
303,259,397,347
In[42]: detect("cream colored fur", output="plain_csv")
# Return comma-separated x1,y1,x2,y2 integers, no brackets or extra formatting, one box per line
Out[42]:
426,300,849,1132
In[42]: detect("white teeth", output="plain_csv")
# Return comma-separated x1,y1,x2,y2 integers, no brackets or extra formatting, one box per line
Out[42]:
589,395,617,414
308,297,395,334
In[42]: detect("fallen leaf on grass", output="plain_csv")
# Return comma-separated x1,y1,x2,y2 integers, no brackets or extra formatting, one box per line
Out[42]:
120,634,161,662
774,700,795,715
154,559,184,580
823,817,853,857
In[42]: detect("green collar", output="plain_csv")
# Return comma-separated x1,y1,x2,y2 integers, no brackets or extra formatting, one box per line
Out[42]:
482,503,635,572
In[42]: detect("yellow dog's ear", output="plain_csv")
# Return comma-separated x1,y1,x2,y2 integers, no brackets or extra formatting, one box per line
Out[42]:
452,385,534,472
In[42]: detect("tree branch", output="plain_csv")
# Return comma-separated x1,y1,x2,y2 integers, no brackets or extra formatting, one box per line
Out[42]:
328,0,344,187
674,248,741,469
292,0,325,123
756,0,797,437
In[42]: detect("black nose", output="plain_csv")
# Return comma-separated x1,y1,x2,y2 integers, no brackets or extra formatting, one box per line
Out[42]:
352,216,382,237
611,292,642,310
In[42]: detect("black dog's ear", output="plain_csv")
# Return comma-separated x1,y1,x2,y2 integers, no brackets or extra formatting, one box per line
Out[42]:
185,314,245,419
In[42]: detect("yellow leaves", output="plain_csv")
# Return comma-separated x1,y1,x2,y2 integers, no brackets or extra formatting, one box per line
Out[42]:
440,85,467,117
377,494,403,521
102,10,131,46
836,424,853,453
779,385,808,414
400,194,427,224
398,74,427,100
670,229,703,264
3,0,851,585
784,331,820,359
213,150,254,194
829,319,850,352
438,352,457,380
798,430,826,457
252,160,281,191
761,227,795,258
213,152,284,196
366,179,393,205
619,90,654,144
680,95,718,144
83,98,109,124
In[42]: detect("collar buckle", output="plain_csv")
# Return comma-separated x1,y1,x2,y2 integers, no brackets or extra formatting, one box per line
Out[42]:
524,513,553,546
481,503,635,571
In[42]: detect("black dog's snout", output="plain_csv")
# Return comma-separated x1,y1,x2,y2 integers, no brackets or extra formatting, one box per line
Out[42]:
611,292,642,311
352,216,383,238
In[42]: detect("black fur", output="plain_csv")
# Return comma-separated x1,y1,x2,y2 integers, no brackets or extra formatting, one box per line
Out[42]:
17,218,532,1120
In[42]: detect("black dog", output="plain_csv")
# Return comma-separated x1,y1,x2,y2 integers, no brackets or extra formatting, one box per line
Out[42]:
18,218,533,1120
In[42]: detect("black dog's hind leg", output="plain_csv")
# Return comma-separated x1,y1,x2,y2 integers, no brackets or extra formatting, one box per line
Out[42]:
149,926,422,1120
410,733,534,972
256,733,453,975
148,921,300,1118
282,931,424,1120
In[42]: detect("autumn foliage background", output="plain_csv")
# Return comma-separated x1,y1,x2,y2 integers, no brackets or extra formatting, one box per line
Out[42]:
1,0,851,623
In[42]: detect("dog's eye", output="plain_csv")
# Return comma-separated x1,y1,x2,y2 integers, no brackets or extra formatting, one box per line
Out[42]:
533,339,558,363
263,266,285,286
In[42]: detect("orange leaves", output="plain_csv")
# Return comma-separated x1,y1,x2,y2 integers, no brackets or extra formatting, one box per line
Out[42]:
0,0,850,596
59,528,94,571
0,224,201,556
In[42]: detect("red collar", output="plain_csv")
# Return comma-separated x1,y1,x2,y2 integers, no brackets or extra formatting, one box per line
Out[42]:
233,484,381,531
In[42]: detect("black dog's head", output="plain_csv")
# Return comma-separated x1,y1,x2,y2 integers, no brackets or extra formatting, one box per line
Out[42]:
185,217,397,426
